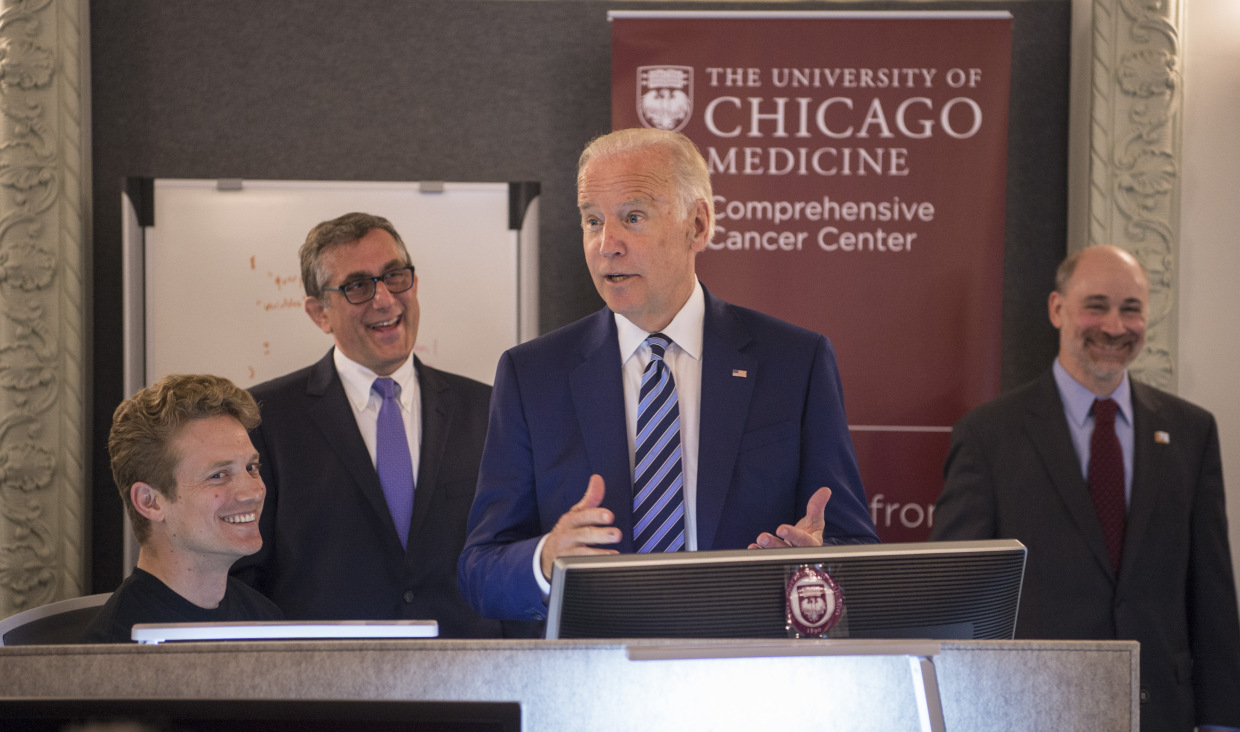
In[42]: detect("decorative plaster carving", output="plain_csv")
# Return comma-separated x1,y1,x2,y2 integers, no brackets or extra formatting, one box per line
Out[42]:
1088,0,1183,390
0,0,87,617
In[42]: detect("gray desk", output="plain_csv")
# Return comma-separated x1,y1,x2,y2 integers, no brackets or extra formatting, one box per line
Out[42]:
0,639,1138,730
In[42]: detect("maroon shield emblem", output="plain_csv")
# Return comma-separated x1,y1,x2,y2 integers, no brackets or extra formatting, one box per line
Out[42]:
786,565,843,637
636,66,693,131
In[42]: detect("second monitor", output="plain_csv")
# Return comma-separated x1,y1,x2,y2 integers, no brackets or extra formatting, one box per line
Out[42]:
546,539,1026,640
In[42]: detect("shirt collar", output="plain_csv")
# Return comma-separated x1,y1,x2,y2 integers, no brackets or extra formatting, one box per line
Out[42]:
1052,357,1133,427
615,279,705,363
333,347,417,411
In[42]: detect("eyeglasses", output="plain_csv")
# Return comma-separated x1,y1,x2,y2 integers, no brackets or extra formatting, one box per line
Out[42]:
322,265,415,304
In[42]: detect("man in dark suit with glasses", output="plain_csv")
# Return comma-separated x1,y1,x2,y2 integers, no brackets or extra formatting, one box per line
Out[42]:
232,212,530,638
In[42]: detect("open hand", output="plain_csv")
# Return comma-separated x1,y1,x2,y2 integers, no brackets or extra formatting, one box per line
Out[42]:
540,474,621,580
749,486,832,549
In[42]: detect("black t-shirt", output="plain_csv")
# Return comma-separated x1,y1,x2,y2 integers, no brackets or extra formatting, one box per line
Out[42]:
84,567,284,643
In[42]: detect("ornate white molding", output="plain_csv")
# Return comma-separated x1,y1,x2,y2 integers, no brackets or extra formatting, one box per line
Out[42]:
1081,0,1183,390
0,0,89,617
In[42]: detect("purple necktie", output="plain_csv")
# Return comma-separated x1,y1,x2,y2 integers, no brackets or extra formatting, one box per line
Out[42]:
373,378,414,549
632,333,685,553
1089,398,1125,572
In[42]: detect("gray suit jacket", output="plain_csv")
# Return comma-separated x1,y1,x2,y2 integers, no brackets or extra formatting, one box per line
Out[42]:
930,370,1240,731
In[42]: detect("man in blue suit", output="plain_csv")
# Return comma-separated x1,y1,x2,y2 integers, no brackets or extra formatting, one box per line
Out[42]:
458,128,878,623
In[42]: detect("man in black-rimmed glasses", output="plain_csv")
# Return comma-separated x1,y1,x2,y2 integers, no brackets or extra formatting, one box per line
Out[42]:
232,212,534,639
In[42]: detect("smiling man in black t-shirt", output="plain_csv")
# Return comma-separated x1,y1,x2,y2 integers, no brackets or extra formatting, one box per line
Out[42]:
85,374,282,643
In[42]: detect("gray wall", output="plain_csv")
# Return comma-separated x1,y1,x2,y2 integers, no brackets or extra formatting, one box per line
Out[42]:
89,0,1070,589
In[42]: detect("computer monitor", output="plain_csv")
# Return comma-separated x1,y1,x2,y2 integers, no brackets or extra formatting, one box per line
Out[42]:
546,539,1025,640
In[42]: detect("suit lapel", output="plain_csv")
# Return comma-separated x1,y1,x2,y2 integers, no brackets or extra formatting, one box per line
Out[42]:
306,349,406,556
410,357,445,545
1024,371,1117,580
568,308,634,549
696,291,756,551
1120,382,1163,584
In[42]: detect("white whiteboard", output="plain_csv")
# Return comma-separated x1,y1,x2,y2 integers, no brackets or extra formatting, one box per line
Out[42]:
124,180,539,392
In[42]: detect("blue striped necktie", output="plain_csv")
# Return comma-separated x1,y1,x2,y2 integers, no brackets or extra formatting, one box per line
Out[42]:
633,333,686,553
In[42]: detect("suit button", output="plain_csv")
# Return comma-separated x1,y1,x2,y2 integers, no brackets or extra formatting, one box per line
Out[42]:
403,590,415,604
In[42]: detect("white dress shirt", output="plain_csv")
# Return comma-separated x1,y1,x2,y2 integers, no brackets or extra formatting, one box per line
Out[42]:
333,348,421,481
615,279,705,550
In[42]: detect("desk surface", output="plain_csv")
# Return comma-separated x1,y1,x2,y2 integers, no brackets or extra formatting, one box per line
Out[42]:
0,639,1138,731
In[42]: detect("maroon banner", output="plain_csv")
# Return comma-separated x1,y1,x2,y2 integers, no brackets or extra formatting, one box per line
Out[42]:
612,12,1012,541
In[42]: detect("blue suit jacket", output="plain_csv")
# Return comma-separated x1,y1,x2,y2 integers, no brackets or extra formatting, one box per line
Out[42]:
458,288,878,622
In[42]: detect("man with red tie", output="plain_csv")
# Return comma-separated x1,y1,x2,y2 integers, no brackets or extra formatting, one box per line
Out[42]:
931,245,1240,731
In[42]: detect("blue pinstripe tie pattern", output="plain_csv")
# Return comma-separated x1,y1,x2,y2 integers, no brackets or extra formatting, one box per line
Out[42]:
633,333,685,554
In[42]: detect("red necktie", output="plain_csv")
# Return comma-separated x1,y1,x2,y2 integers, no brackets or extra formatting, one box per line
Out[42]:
1088,398,1125,572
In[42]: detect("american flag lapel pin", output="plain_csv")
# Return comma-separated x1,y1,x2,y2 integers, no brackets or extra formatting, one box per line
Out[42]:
732,369,747,378
1154,431,1171,444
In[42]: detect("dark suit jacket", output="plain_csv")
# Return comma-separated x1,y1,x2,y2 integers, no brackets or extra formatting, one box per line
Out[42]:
930,370,1240,731
232,349,533,638
458,288,878,622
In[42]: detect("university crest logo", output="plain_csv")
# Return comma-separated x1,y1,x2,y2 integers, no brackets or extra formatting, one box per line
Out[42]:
785,565,844,638
637,66,693,131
